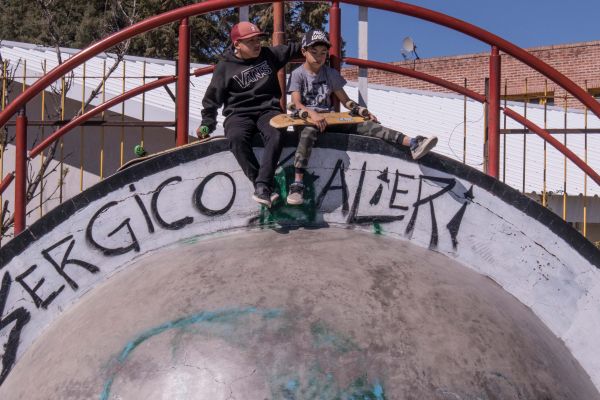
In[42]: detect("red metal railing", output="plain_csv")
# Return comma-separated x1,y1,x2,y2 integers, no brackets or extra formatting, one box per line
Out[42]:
0,0,598,237
176,18,190,146
29,66,214,158
344,58,485,102
344,58,600,187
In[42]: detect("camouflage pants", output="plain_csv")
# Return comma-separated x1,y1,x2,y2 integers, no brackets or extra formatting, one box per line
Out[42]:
293,120,407,169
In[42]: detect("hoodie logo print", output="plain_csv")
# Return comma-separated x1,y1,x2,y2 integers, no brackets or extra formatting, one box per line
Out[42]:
233,61,273,89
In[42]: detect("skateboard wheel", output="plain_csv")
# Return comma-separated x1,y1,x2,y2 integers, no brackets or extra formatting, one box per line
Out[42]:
298,109,309,119
134,144,146,157
198,126,210,138
345,100,357,109
357,106,370,117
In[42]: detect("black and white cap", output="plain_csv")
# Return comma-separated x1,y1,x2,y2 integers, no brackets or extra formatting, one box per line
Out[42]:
302,29,331,48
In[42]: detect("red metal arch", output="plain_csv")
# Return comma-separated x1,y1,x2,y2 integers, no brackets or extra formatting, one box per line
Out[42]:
0,0,599,126
1,0,599,235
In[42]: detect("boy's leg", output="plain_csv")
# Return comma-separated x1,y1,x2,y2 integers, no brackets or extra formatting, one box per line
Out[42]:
288,125,318,205
353,120,406,144
224,113,260,183
293,125,319,175
256,110,285,191
354,120,437,159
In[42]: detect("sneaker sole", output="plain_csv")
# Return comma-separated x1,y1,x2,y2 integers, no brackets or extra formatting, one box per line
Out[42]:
412,136,438,160
252,194,271,207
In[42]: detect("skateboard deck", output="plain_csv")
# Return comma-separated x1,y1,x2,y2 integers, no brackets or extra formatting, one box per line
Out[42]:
269,112,368,129
117,136,221,171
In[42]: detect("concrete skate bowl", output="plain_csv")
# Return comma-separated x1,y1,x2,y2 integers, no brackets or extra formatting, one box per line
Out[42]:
1,133,599,399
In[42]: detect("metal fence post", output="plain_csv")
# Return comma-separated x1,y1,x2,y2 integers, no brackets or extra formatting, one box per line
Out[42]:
176,17,190,146
330,0,341,111
273,1,286,111
15,108,27,234
487,46,501,178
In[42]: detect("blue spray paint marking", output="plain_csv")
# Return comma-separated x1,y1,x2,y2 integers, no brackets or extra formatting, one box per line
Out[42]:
100,310,387,400
269,322,386,399
311,321,358,353
100,307,282,400
275,373,386,400
373,382,385,399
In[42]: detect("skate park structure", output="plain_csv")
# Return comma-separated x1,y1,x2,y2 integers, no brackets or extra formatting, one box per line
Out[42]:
0,1,600,398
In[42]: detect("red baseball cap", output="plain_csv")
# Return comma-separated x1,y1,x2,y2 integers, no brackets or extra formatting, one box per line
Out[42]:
230,22,268,43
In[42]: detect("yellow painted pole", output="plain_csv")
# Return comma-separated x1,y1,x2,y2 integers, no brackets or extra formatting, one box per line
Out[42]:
522,77,528,193
463,78,467,164
0,61,6,235
562,93,568,221
141,61,146,147
80,63,86,192
60,75,65,204
22,59,27,92
40,59,47,217
542,80,548,208
101,60,106,180
120,61,126,167
502,79,507,182
583,81,588,237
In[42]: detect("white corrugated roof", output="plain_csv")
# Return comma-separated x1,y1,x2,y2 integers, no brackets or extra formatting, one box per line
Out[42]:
2,40,599,196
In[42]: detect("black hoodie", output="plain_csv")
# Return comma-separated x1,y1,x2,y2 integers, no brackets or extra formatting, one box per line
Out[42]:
200,42,302,132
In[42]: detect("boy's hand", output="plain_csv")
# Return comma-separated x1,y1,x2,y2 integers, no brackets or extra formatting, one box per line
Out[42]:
367,112,379,123
309,110,328,132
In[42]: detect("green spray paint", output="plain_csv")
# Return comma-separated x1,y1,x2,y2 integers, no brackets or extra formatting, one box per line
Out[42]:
259,165,320,226
372,222,383,235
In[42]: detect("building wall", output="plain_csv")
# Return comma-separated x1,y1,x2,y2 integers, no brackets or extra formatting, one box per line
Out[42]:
342,41,600,108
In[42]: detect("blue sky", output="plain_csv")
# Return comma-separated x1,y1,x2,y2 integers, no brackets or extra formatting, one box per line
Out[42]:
337,0,600,61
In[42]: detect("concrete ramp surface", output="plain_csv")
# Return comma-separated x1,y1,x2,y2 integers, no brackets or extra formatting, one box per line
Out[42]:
0,134,599,399
1,228,598,399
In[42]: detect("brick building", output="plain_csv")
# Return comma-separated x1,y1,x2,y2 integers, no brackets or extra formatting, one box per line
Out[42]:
342,41,600,108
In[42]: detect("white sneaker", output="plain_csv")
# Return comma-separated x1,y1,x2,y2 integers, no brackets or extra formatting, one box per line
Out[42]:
410,136,438,160
286,183,305,205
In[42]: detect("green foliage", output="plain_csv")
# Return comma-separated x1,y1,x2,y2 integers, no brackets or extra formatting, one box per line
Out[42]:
0,1,330,63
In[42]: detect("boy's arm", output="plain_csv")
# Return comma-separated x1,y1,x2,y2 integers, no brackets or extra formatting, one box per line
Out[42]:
333,88,352,107
270,42,303,69
200,64,226,134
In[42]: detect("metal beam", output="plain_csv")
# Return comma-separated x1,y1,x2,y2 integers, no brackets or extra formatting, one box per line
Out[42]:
358,6,368,107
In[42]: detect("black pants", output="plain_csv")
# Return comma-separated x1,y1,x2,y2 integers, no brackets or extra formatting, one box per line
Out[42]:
224,110,285,189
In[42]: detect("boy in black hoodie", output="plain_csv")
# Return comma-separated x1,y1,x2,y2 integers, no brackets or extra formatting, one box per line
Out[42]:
198,22,301,207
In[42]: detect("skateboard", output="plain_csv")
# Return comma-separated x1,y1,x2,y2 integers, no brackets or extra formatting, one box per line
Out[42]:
117,136,221,171
269,102,371,129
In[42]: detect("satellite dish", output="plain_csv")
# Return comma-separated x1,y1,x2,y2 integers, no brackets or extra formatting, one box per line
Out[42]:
402,37,416,52
401,36,420,60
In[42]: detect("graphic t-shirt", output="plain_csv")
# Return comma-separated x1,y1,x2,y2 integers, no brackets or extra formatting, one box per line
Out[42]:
287,65,347,112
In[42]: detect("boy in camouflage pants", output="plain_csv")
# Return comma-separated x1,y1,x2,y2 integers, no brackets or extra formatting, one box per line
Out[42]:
286,29,438,205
